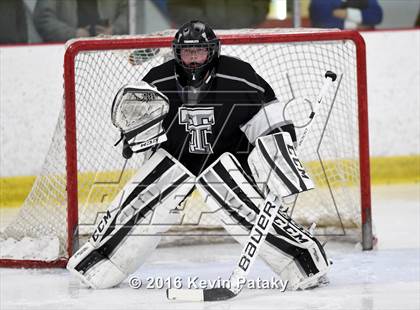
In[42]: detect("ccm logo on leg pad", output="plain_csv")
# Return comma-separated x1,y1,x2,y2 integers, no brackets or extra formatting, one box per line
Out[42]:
92,210,112,242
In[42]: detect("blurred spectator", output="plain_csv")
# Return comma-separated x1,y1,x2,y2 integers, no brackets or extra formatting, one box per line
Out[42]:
310,0,383,30
153,0,170,19
166,0,270,29
33,0,128,42
0,0,41,44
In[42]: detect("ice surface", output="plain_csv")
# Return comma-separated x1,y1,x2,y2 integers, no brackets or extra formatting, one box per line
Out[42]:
1,185,419,310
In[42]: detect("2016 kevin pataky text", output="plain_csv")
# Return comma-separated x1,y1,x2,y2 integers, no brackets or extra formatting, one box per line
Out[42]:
129,275,289,291
188,276,288,290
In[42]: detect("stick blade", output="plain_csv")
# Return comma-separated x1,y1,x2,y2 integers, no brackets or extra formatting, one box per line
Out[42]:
203,288,237,301
166,288,204,301
166,287,237,302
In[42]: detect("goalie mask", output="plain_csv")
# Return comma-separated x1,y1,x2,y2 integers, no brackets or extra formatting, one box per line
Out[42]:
172,20,220,87
111,82,169,159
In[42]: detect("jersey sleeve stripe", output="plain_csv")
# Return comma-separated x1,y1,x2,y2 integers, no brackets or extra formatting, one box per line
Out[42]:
149,74,178,85
215,73,265,93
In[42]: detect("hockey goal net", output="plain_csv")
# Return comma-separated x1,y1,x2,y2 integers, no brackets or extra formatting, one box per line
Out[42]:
0,28,372,268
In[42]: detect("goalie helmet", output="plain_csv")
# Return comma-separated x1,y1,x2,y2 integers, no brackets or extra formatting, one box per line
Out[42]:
111,82,169,158
172,20,220,87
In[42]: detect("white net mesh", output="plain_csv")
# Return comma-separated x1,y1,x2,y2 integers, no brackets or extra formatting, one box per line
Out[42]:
1,28,366,261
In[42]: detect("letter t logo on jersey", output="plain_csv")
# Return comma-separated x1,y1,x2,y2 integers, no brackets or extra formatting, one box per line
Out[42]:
179,107,215,154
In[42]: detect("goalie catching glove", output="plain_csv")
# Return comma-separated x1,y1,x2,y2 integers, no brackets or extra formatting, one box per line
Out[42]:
111,82,169,159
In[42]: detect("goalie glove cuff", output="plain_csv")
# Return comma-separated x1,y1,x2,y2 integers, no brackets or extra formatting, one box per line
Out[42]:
124,131,168,158
114,115,168,159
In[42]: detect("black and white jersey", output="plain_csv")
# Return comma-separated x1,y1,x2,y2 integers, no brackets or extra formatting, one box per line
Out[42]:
143,55,283,175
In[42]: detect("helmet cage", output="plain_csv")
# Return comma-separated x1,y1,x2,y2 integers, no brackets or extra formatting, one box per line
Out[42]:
172,39,220,83
173,41,219,71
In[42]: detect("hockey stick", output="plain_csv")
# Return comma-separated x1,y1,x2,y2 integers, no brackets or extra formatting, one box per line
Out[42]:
167,71,337,302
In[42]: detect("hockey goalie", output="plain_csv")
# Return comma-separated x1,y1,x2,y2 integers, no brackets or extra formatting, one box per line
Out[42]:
67,20,331,293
